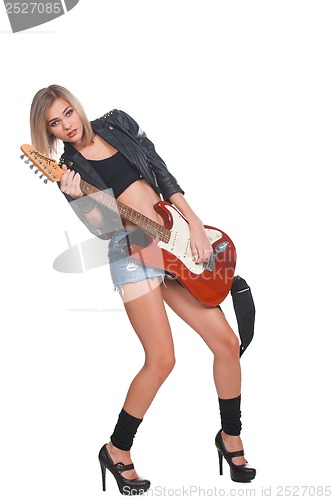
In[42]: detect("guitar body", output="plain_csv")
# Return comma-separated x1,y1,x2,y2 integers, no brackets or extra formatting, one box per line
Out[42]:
20,145,237,307
129,201,237,307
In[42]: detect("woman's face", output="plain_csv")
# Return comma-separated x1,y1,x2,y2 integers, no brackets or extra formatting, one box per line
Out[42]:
46,98,84,147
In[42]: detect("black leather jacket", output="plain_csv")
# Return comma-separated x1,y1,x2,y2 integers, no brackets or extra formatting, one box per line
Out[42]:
58,109,184,239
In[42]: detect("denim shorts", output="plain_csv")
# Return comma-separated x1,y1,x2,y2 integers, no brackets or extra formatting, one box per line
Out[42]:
108,228,168,292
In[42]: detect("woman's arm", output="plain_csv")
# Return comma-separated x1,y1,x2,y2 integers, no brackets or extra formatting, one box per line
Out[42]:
112,110,185,201
168,192,213,264
60,165,103,228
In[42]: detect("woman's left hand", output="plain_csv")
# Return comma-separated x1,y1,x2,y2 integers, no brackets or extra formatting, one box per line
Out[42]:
189,219,213,264
167,192,213,265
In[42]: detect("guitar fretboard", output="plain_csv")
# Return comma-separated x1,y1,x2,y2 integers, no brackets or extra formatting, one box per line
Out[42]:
80,180,170,243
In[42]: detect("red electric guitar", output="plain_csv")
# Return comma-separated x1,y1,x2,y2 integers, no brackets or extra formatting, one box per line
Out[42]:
20,144,237,306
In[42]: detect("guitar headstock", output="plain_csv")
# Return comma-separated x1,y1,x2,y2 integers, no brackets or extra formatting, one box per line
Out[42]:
20,144,63,184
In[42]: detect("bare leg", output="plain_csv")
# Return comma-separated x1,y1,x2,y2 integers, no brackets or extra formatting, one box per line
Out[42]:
107,278,175,479
161,279,247,465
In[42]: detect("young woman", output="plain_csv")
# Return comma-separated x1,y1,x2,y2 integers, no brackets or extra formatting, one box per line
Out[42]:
30,85,256,495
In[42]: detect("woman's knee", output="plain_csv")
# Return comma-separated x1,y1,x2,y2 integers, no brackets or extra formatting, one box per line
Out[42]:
213,330,240,359
146,350,176,381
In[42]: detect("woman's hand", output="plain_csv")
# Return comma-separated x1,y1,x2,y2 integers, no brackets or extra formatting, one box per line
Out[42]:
60,165,83,199
189,219,213,264
59,165,104,229
167,193,213,265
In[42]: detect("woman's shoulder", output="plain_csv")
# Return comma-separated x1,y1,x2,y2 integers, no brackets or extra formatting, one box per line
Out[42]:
92,109,139,136
97,109,118,120
97,108,129,121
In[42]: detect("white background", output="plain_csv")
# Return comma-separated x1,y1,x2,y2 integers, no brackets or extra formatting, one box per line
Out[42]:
0,1,332,498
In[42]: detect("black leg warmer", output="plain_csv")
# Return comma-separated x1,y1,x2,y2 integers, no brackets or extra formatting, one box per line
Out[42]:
110,408,143,451
218,395,242,436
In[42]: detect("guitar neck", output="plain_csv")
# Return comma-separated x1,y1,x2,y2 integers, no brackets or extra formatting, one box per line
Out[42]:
19,144,170,243
80,179,169,242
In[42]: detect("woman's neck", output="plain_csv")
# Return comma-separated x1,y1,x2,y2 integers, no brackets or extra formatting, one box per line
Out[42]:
77,134,118,161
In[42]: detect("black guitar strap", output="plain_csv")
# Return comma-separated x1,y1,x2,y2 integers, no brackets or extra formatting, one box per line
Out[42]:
230,276,256,357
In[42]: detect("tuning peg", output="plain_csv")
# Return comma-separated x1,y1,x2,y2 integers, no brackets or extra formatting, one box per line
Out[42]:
24,159,30,164
20,154,25,160
44,179,48,184
30,164,34,169
39,174,44,180
34,169,39,174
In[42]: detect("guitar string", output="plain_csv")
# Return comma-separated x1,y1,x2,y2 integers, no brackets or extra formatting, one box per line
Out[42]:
28,153,170,242
80,180,170,242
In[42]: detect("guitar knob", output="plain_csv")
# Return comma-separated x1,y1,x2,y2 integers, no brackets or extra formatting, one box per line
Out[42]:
215,242,229,253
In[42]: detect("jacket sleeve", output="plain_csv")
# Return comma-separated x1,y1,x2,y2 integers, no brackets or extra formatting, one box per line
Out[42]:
113,110,185,201
60,192,125,240
56,157,124,240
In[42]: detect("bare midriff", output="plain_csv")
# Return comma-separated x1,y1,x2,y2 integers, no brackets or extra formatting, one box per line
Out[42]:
117,179,165,229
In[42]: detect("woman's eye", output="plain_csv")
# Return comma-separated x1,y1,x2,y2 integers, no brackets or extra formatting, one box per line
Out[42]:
50,121,59,127
66,109,73,116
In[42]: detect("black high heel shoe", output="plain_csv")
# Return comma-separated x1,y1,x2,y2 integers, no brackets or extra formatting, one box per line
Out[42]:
98,444,151,495
215,430,256,483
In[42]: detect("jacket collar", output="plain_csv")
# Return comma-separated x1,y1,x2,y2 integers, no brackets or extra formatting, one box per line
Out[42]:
62,141,107,190
91,118,141,167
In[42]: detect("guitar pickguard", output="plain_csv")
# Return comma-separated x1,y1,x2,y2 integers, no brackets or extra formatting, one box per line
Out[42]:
157,205,223,274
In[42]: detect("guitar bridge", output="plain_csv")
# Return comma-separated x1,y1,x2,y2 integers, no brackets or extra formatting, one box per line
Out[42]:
203,241,229,272
203,253,216,272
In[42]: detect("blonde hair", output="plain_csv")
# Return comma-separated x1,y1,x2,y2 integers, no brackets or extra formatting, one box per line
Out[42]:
30,84,94,156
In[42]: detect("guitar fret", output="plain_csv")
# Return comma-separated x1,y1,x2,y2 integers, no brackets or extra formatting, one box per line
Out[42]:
80,180,170,243
18,148,167,243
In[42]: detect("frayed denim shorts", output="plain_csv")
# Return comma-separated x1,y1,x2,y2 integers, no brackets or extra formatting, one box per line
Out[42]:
108,228,168,292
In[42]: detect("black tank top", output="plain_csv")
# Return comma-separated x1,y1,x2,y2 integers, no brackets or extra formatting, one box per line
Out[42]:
88,152,141,198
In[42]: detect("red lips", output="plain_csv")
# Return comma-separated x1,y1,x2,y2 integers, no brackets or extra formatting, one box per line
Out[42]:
67,129,77,138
